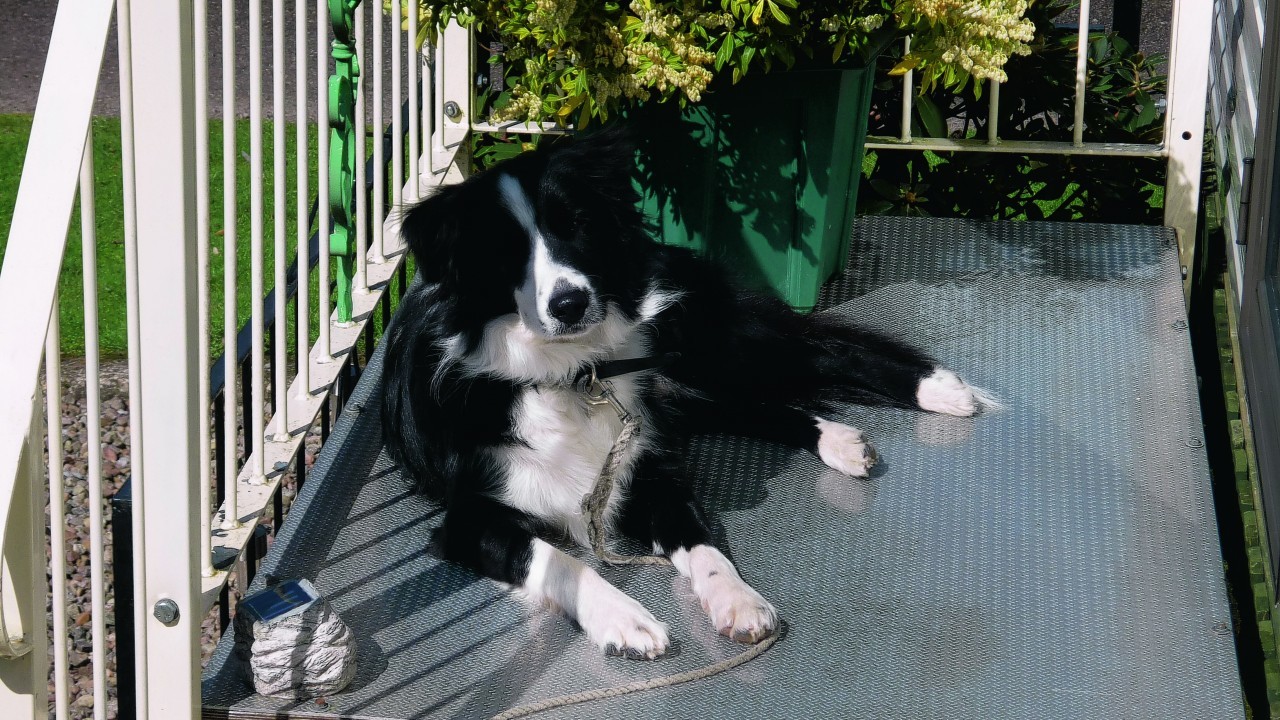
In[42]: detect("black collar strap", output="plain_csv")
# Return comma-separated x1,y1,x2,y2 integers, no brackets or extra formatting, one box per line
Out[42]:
578,351,681,384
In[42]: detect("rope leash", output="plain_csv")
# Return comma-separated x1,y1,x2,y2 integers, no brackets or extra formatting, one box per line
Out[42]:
490,634,779,720
489,370,778,720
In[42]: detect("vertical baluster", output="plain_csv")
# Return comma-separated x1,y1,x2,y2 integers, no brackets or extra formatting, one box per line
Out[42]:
249,0,267,483
901,36,913,142
987,79,1000,145
423,25,433,181
355,1,368,293
115,0,150,711
273,0,289,441
392,0,403,209
407,0,419,201
46,303,68,720
295,0,311,397
1073,0,1091,146
371,3,386,263
79,129,108,720
221,0,240,528
194,0,213,578
317,0,333,361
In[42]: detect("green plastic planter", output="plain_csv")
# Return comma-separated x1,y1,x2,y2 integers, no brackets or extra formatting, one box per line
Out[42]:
631,62,877,311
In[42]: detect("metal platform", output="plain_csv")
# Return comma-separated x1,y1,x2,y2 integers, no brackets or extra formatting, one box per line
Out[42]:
202,217,1243,719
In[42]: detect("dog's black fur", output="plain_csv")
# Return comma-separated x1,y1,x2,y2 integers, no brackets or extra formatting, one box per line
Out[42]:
381,129,979,655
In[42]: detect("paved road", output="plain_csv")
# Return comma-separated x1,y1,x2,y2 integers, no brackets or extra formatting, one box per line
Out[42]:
1,0,400,121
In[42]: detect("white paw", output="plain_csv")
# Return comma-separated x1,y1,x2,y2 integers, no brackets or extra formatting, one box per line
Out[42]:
815,418,877,477
698,574,778,643
577,573,670,660
675,546,778,645
916,368,998,417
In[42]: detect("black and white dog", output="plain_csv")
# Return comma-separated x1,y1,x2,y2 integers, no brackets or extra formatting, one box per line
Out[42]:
381,130,992,660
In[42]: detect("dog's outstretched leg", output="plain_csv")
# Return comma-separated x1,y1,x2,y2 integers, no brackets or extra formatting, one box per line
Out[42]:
620,459,779,643
683,399,877,477
436,494,669,659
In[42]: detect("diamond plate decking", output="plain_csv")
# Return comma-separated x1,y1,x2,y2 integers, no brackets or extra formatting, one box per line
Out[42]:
202,217,1243,719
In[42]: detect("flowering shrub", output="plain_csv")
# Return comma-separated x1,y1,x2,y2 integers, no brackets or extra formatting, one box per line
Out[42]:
409,1,1036,126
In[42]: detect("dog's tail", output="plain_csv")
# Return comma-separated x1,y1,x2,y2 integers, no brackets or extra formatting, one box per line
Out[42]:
673,289,956,414
379,289,448,498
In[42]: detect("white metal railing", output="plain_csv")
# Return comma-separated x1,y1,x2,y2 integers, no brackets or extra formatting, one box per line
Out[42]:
0,1,1213,718
863,0,1212,293
0,0,468,716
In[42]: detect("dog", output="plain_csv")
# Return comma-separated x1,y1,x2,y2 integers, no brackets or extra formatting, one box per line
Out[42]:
381,129,993,660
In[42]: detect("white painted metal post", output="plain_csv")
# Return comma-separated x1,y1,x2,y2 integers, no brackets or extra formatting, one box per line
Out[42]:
128,0,203,716
317,0,333,361
272,0,290,440
0,406,49,720
115,0,152,708
79,131,109,720
220,0,240,531
45,306,69,720
249,0,267,483
371,5,385,263
901,37,913,142
438,22,470,159
294,0,311,397
354,1,369,293
1164,0,1214,298
1073,0,1091,146
408,0,420,202
194,0,213,578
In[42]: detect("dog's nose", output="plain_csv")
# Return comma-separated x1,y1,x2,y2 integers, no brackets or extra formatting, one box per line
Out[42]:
548,286,590,325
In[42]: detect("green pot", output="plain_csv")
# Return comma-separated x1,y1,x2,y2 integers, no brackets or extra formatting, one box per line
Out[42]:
631,61,878,311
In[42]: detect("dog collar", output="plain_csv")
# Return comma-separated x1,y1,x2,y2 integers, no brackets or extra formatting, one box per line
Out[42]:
582,351,681,383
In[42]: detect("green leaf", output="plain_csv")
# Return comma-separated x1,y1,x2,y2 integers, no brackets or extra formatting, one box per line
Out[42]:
767,0,789,25
915,95,946,139
889,56,921,76
750,0,764,25
869,179,901,199
831,36,847,64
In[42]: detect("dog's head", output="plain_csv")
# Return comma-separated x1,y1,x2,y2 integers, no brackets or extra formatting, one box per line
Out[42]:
400,129,672,381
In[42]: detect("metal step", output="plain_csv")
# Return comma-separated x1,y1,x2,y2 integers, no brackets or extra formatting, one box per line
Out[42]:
202,217,1242,719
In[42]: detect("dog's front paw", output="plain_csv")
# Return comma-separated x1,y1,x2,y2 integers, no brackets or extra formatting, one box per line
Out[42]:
699,574,778,644
578,573,669,660
916,368,998,417
815,419,877,477
677,545,778,645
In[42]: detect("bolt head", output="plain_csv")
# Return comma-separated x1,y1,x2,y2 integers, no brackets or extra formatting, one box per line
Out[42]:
153,599,180,625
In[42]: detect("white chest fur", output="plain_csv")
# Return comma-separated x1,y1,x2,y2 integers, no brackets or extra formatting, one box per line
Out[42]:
488,375,646,545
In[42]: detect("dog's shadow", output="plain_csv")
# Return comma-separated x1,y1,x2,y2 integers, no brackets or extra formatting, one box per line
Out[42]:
683,433,793,514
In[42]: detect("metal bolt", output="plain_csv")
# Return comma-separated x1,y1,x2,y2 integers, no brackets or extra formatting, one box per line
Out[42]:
153,599,180,625
443,101,462,121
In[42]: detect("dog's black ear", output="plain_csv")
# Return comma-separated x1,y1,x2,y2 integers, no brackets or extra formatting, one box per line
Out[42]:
546,126,639,205
399,184,464,284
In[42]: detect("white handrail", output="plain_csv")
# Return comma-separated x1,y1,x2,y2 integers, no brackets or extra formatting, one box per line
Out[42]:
0,0,115,654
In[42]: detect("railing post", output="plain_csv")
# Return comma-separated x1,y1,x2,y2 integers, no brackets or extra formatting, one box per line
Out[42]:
127,0,202,717
0,402,50,720
1163,0,1213,302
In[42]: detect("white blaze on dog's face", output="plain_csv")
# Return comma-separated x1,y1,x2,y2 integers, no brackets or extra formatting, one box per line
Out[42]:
499,174,602,338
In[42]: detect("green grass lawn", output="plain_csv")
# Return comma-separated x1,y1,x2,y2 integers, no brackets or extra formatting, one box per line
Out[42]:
0,113,321,358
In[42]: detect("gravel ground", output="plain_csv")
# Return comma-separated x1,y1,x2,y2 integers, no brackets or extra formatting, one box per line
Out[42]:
43,358,322,719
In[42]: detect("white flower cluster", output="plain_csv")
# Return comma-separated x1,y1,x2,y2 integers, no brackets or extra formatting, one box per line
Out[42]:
913,0,1036,82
